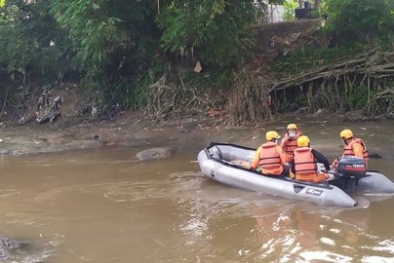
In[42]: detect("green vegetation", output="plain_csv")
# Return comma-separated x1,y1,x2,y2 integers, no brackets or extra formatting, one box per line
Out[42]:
0,0,265,110
0,0,393,125
157,0,261,67
283,0,298,21
272,45,364,75
322,0,394,40
268,0,394,117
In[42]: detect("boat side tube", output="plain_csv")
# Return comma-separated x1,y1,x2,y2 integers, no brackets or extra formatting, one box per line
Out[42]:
357,171,394,193
198,148,357,207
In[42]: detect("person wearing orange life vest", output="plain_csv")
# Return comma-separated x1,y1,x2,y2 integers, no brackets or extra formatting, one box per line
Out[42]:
280,123,303,163
290,135,331,183
332,129,369,168
251,131,289,176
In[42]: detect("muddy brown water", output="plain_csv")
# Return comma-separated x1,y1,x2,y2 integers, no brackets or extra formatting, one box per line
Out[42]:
0,117,394,263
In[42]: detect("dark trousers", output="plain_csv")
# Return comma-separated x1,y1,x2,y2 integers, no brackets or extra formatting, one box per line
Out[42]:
282,165,290,177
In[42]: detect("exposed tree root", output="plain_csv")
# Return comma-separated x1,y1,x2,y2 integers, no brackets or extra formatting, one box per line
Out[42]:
270,48,391,91
147,73,222,121
147,69,276,127
267,48,394,115
147,47,394,126
224,69,273,127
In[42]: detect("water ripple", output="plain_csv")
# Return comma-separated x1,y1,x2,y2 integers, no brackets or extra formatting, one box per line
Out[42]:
0,189,20,199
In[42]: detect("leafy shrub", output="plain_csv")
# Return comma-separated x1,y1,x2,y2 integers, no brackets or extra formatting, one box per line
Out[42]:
323,0,394,40
283,0,298,21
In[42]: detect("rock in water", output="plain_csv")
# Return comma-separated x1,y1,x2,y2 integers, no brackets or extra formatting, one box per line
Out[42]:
0,238,21,260
136,147,175,161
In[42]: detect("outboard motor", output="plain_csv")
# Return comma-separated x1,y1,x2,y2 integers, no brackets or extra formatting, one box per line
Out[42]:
330,156,368,192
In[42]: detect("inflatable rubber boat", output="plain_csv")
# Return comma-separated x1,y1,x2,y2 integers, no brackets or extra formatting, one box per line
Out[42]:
197,142,394,207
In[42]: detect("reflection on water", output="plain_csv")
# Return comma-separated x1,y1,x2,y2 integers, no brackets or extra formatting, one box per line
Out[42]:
0,147,392,262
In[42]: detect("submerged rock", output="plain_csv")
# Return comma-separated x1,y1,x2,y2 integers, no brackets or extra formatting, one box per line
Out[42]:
136,147,175,161
0,237,52,262
0,237,24,260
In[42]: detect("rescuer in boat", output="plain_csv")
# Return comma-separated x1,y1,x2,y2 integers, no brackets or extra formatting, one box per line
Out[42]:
332,129,369,169
280,123,303,163
251,131,289,176
290,135,331,183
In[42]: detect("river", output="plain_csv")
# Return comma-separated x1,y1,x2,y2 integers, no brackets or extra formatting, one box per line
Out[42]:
0,140,393,263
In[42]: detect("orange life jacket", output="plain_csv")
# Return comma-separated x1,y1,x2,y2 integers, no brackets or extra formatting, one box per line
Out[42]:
282,131,302,158
343,138,369,161
293,147,318,179
258,142,282,172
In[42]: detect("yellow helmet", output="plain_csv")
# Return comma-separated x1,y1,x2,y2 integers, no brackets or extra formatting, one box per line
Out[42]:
266,131,280,141
287,123,298,130
297,135,310,147
340,129,353,139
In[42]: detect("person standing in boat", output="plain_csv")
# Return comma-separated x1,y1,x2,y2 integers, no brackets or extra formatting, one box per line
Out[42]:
280,123,303,163
332,129,369,168
290,135,331,183
251,131,289,176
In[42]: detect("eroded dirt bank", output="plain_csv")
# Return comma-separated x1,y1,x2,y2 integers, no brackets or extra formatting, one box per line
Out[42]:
0,109,392,162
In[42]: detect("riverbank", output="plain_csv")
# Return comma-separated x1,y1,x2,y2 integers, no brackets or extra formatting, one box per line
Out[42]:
0,108,392,162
